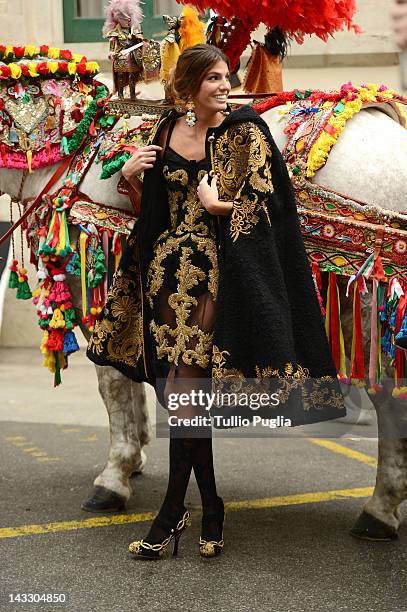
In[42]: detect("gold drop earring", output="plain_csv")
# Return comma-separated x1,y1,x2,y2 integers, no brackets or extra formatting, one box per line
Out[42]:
185,99,197,128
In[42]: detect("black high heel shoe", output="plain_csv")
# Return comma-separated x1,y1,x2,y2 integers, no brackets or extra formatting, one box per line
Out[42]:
199,497,225,558
129,509,191,560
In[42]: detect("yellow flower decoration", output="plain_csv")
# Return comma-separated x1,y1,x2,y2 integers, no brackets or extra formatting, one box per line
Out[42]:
86,61,100,73
9,63,22,79
48,61,59,74
68,62,77,75
396,102,407,128
48,47,60,59
5,45,13,56
73,53,85,63
24,45,38,57
28,62,39,77
305,83,406,177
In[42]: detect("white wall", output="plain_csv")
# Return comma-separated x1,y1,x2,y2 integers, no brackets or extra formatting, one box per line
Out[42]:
0,198,39,347
296,0,396,57
0,0,64,45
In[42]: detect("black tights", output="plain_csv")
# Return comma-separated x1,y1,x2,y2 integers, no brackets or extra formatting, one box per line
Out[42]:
145,291,220,544
145,434,220,544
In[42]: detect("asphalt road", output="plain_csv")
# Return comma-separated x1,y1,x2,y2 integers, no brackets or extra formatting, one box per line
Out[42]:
0,349,406,612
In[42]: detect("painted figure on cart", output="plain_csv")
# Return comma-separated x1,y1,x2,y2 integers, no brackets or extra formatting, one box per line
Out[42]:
103,0,144,100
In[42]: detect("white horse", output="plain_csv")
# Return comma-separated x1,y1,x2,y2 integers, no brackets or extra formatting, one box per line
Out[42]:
1,133,151,513
1,100,407,539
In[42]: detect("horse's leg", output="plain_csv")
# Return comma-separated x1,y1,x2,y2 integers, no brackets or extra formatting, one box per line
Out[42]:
350,385,407,540
68,274,151,512
339,278,407,539
130,378,151,473
81,365,150,513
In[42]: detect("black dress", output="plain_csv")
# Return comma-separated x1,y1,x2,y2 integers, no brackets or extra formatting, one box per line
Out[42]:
147,122,218,376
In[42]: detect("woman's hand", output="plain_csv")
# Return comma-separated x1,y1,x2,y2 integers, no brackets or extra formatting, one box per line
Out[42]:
122,145,162,180
197,174,233,216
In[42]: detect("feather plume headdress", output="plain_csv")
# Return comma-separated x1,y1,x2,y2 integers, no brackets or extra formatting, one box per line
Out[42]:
103,0,143,37
160,5,205,83
183,0,359,43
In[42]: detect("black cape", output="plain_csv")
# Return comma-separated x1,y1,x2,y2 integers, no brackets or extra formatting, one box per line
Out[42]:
87,106,345,426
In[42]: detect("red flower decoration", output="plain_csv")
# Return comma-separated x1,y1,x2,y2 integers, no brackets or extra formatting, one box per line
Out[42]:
21,64,30,77
71,108,83,122
60,49,72,60
76,63,87,75
40,45,49,54
0,45,5,56
1,65,11,78
58,61,69,72
14,46,25,58
0,99,4,110
37,61,49,75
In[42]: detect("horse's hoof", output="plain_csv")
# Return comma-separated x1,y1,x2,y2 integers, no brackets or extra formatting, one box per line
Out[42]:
350,510,398,541
131,449,147,478
81,486,126,514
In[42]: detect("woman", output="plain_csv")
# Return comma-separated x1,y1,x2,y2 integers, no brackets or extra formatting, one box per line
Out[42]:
87,44,345,559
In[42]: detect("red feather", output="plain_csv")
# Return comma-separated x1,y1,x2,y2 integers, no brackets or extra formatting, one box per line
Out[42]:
178,0,359,42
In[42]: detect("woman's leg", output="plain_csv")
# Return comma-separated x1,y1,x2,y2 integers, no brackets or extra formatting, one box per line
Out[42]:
142,425,194,544
134,290,221,547
181,293,224,544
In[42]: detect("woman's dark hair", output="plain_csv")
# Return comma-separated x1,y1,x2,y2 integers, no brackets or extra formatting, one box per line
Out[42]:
167,43,229,101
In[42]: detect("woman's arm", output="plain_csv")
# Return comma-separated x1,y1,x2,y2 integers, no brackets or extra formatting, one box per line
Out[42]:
121,144,162,197
197,174,233,216
122,172,144,197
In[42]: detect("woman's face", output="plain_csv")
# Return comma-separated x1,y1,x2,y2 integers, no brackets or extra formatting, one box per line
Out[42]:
193,60,231,113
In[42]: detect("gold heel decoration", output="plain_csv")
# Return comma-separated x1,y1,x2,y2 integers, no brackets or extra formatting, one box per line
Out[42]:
199,497,225,558
129,510,191,560
199,537,224,558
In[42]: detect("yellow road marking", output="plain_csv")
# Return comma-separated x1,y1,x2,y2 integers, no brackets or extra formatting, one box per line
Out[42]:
36,457,61,462
80,434,98,442
4,438,61,464
0,512,156,540
225,487,373,511
61,428,82,433
307,439,377,468
5,440,32,447
0,487,373,540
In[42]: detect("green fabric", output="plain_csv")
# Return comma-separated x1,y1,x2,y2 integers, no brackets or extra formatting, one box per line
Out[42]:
16,280,32,300
64,85,108,155
100,151,131,179
8,270,19,289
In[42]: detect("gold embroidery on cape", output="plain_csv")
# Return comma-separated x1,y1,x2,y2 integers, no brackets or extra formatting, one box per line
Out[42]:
212,346,244,381
88,270,143,366
212,123,275,242
211,345,343,411
213,124,251,199
229,193,260,242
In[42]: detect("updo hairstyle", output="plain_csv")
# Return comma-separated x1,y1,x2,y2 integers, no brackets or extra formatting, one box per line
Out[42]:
165,43,229,102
